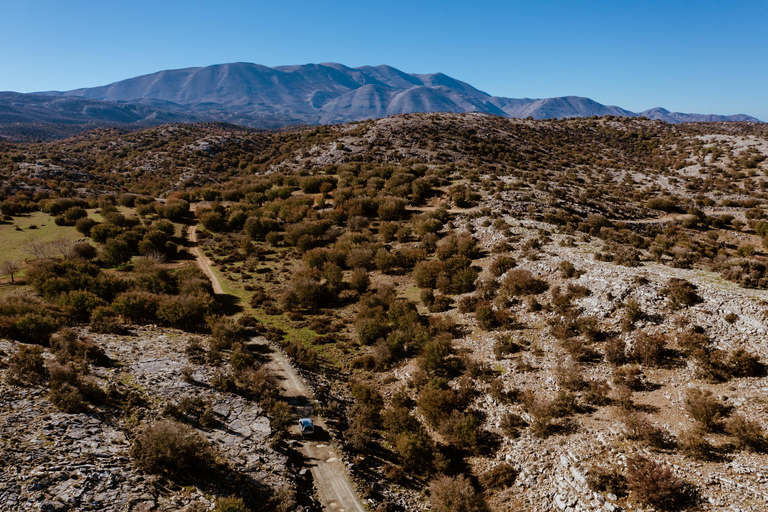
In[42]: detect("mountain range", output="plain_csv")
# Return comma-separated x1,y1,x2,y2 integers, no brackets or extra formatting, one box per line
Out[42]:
0,62,760,140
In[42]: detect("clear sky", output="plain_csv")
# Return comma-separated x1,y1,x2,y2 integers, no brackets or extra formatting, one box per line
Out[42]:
1,0,766,119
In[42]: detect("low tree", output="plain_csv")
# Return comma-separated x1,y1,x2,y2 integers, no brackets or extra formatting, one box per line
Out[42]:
1,260,19,283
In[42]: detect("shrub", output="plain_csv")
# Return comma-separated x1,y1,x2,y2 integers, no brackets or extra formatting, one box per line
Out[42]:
435,409,480,453
50,329,108,366
13,313,59,344
554,359,586,391
213,497,250,512
157,293,214,329
726,414,765,451
429,474,489,512
5,344,47,386
279,271,329,311
522,394,556,438
558,260,579,278
586,465,626,497
89,306,123,334
47,362,104,413
394,429,436,472
130,419,212,479
349,267,370,294
727,348,765,378
619,410,669,448
58,290,107,322
474,302,512,331
603,337,627,366
679,426,714,460
419,378,459,426
241,367,280,403
661,278,702,310
583,379,610,407
112,292,160,324
625,455,692,510
479,463,517,490
684,388,722,431
631,331,666,367
493,335,519,359
75,217,97,236
676,330,709,353
100,239,132,267
458,294,480,313
622,297,644,328
428,295,452,313
355,314,389,346
285,340,319,370
413,260,444,289
419,336,453,375
208,316,245,351
500,269,548,296
489,254,516,277
378,197,407,221
499,412,527,438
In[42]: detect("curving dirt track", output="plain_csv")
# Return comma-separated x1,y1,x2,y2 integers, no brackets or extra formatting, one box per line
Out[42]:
188,224,364,512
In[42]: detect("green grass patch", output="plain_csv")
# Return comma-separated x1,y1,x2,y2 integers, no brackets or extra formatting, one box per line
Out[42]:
0,212,82,265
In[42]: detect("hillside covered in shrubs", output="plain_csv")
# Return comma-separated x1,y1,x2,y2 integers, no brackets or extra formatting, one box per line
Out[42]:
1,113,768,511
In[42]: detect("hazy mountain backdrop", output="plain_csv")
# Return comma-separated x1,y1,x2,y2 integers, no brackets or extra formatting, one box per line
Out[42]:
0,62,760,140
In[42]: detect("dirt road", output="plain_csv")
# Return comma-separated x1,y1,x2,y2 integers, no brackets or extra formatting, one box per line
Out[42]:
188,225,224,295
265,347,365,512
188,223,365,512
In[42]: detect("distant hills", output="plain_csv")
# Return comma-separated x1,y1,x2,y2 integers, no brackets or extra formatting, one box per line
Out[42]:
0,62,760,141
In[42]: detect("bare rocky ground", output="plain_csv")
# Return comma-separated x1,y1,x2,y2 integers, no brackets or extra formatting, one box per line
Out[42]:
0,327,297,512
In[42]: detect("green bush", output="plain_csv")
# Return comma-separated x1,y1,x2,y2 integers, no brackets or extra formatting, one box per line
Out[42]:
89,306,123,334
100,239,132,267
214,496,250,512
58,290,107,322
112,292,160,324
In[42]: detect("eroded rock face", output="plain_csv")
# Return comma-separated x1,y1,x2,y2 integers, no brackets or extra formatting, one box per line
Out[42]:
0,327,292,511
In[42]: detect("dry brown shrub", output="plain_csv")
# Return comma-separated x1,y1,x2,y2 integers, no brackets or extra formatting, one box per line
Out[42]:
586,465,626,497
625,455,694,510
500,269,548,296
429,474,489,512
130,419,212,479
725,414,766,451
684,388,723,431
5,344,47,386
631,331,666,366
479,463,517,490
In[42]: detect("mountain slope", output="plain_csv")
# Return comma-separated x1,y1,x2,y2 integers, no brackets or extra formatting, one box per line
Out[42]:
0,91,202,141
0,62,756,140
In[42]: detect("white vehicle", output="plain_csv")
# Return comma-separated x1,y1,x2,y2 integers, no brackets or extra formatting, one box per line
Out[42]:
299,418,314,436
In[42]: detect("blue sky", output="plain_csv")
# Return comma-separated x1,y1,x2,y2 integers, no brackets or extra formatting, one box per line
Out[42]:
1,0,766,119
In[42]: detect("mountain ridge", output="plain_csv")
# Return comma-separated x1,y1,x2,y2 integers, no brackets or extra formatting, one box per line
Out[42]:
1,62,759,141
